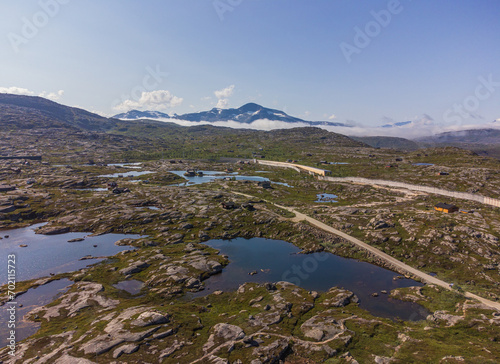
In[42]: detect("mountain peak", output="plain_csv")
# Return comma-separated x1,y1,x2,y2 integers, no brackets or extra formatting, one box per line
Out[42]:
112,103,347,127
238,103,263,112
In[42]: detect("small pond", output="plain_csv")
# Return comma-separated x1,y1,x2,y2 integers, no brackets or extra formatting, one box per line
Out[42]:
0,223,141,284
135,206,160,211
75,188,108,192
114,279,144,295
316,193,338,202
0,278,73,346
413,163,434,166
107,163,142,168
273,182,294,188
98,171,156,178
170,171,293,187
196,238,429,321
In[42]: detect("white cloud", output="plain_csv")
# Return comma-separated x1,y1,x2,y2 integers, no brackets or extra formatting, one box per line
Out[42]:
214,85,235,99
160,116,500,139
113,90,183,112
0,87,64,100
216,98,229,109
328,114,337,120
214,84,235,109
0,86,35,96
40,90,64,101
149,117,310,131
380,115,396,125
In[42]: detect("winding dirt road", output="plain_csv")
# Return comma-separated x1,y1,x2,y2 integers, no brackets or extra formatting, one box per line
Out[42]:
232,191,500,311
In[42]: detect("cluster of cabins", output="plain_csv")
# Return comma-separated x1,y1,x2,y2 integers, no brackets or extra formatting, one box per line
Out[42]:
107,181,130,194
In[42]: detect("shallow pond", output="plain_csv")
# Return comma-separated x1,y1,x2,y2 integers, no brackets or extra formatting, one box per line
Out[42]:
0,278,73,346
114,279,144,295
413,163,434,166
316,193,338,202
170,170,293,187
198,238,429,321
98,171,156,178
75,188,108,192
107,163,142,168
0,223,141,284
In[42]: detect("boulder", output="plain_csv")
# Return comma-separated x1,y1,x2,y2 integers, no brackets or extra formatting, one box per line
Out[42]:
112,344,139,358
203,323,245,351
251,339,289,363
301,313,345,341
119,261,150,276
36,225,70,235
131,311,170,327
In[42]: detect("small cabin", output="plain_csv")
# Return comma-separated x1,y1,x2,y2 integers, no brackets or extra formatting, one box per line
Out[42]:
434,203,459,213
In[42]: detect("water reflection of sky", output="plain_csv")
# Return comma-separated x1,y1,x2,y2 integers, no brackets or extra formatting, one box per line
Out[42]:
316,193,338,202
97,171,156,178
170,170,294,187
0,223,141,284
114,279,144,295
0,278,73,346
196,237,429,321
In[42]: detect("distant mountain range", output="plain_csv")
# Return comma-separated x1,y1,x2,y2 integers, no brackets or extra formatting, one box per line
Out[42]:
350,136,420,151
1,93,499,158
113,103,347,127
381,121,413,128
415,128,500,145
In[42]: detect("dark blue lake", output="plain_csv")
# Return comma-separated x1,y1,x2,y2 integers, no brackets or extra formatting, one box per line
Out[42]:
0,278,73,346
199,238,429,321
0,223,141,284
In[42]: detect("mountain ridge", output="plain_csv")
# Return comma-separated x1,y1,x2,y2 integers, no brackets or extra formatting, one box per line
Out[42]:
0,93,116,131
113,102,347,127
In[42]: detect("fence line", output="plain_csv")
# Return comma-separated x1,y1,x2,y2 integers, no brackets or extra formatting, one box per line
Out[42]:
318,176,500,208
254,159,500,208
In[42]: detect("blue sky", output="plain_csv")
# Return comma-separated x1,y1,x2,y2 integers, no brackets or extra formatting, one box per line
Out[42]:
0,0,499,131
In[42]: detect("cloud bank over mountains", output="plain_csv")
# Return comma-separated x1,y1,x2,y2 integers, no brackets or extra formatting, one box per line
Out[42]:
115,103,500,138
